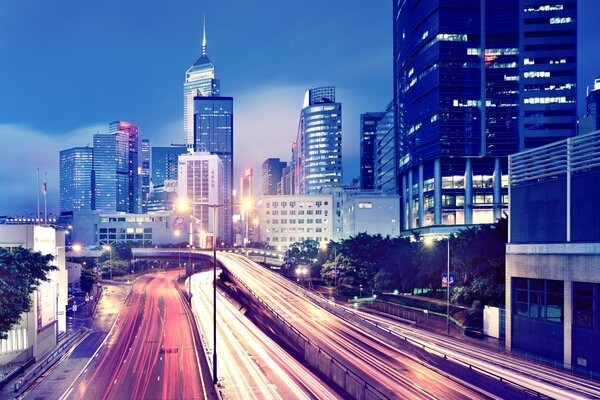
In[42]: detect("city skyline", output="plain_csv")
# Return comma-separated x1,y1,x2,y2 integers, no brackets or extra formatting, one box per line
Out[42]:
0,0,599,216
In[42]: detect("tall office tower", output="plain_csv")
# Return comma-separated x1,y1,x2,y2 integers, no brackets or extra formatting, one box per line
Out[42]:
59,147,93,213
579,78,600,135
360,112,385,190
177,152,224,247
151,145,187,187
294,87,343,194
394,0,522,232
262,158,287,195
93,132,129,212
141,139,151,213
375,102,396,193
519,0,577,149
184,22,220,150
194,96,234,244
109,121,142,213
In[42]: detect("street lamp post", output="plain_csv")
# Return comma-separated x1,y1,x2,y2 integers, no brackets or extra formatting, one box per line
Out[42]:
103,245,113,280
446,238,451,335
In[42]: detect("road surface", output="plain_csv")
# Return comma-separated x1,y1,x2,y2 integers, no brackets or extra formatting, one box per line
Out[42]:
67,270,209,400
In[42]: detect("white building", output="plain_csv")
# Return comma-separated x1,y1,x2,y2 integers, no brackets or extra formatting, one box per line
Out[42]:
178,152,224,247
258,194,333,250
342,194,400,239
66,210,182,247
0,225,68,365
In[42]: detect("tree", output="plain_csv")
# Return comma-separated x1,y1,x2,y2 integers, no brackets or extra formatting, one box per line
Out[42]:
284,240,319,269
0,247,56,340
80,268,97,293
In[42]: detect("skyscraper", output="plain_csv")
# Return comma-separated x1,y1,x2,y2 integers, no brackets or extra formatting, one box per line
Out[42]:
109,121,142,213
375,102,396,194
151,145,187,187
294,87,343,194
360,112,385,190
393,0,576,233
177,152,224,247
193,96,234,244
59,147,93,213
184,22,220,150
262,158,287,196
93,132,129,212
141,138,151,213
519,0,577,149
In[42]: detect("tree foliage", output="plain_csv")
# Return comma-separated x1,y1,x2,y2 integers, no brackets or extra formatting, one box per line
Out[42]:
284,240,319,269
0,247,56,340
80,268,97,293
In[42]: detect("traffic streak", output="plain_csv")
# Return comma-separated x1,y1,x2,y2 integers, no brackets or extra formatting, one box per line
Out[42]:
190,269,341,399
68,271,208,400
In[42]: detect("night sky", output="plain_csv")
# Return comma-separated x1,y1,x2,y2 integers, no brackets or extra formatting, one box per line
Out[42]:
0,0,597,215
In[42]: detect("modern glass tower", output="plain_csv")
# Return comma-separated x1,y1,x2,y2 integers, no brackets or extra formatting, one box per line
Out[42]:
360,112,385,190
93,132,129,212
194,96,234,244
375,102,396,194
519,0,577,149
141,138,151,213
394,0,575,233
59,147,93,213
109,121,142,213
151,145,187,187
184,22,220,151
262,158,287,196
294,86,343,194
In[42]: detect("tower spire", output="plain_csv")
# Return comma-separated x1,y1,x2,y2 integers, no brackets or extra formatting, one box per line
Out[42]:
202,16,207,56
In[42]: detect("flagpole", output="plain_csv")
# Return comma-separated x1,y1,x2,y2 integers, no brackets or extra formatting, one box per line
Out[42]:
36,168,40,223
44,172,47,224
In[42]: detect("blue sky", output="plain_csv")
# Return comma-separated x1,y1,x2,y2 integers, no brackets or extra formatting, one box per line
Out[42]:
0,0,598,216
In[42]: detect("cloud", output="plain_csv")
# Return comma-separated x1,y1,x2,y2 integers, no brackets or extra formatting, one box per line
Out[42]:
0,123,104,216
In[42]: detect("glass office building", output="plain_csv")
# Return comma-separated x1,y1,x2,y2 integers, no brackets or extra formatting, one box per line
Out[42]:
194,96,234,245
93,132,129,212
109,121,142,214
262,158,287,196
152,145,187,187
184,23,220,150
360,112,385,190
141,139,151,213
59,147,93,213
519,0,577,149
375,102,396,194
294,86,343,194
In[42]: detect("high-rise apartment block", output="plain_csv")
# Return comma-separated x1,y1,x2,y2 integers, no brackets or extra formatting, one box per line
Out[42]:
262,158,287,196
294,87,343,194
360,112,385,190
184,23,220,150
141,139,151,213
59,147,93,213
177,152,224,247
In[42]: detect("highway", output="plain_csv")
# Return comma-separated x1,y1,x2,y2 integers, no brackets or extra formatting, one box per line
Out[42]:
216,252,493,400
190,269,341,399
345,303,600,399
67,270,209,400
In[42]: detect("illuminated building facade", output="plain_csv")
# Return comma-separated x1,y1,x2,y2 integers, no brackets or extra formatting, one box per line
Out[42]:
375,101,396,194
184,22,220,150
59,147,93,213
108,121,142,214
141,139,151,213
262,158,287,196
294,86,343,195
93,131,129,212
360,112,385,191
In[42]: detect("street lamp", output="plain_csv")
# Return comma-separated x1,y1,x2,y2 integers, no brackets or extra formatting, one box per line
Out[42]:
424,235,452,335
241,199,253,255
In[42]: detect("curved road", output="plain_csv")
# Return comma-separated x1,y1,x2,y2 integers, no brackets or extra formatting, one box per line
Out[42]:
68,270,209,400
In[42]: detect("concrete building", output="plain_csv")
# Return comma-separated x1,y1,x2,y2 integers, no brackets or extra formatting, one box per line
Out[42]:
178,152,224,247
0,225,68,365
258,194,334,250
506,130,600,374
342,194,400,239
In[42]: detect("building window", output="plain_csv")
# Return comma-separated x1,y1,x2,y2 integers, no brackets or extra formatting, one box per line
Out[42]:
513,278,563,323
358,202,373,209
574,282,594,329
